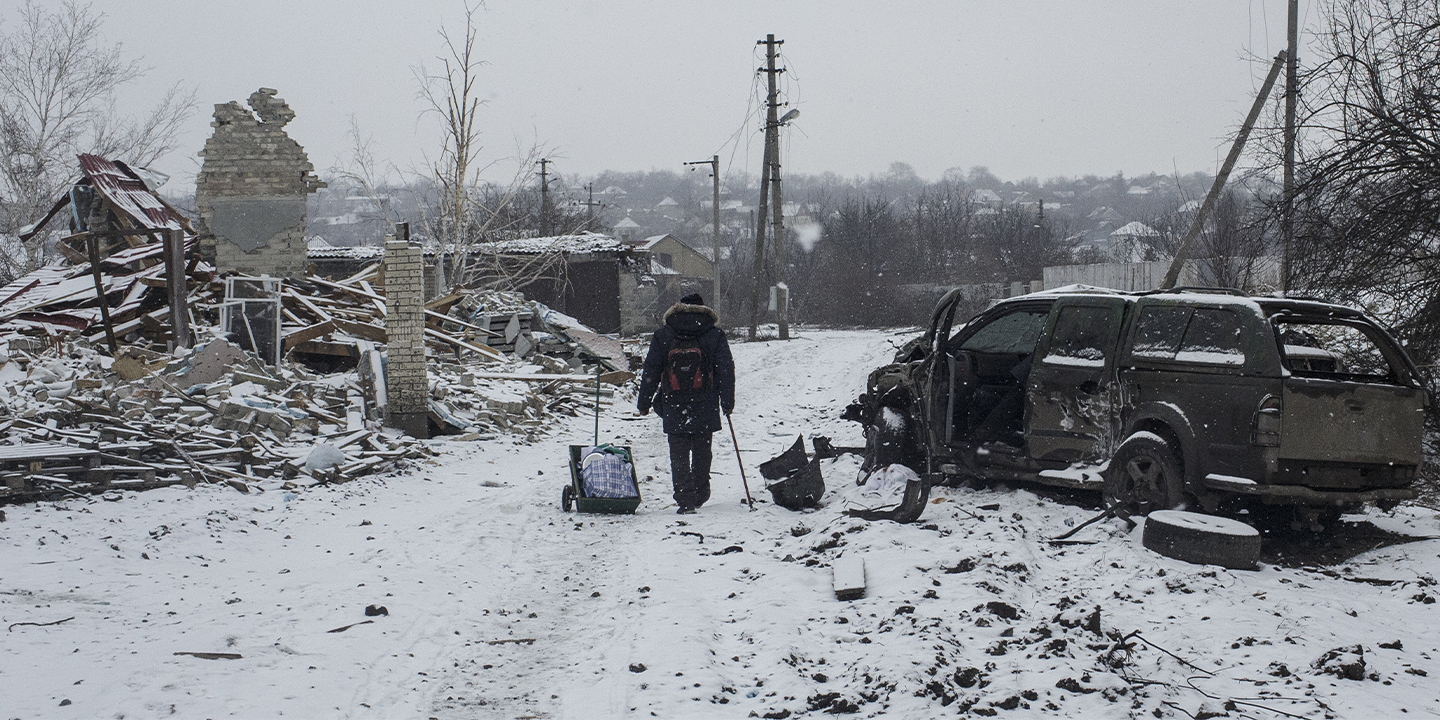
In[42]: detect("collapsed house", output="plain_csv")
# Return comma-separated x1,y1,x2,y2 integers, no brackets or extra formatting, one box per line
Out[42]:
0,146,632,503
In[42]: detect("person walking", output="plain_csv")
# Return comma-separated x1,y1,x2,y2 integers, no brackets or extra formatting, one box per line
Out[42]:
636,293,735,514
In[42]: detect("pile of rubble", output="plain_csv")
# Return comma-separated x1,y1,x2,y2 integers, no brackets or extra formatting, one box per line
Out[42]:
0,322,630,502
0,335,426,499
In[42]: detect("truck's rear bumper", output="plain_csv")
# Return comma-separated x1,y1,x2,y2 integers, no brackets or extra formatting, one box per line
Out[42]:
1202,473,1415,504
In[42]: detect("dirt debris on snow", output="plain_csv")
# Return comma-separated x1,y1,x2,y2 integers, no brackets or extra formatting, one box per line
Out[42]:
0,329,1438,719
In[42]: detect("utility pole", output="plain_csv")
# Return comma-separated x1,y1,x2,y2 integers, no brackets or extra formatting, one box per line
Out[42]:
1282,0,1298,294
582,182,602,230
686,155,722,309
538,158,552,237
748,148,772,340
770,118,789,340
749,33,785,340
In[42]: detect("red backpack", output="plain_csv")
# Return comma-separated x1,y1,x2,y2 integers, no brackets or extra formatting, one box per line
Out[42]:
663,335,711,394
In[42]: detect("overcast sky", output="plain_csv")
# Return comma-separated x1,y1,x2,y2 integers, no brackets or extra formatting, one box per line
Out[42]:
90,0,1314,190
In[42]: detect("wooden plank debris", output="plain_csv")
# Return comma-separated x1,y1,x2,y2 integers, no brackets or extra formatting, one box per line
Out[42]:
462,370,634,385
833,555,866,601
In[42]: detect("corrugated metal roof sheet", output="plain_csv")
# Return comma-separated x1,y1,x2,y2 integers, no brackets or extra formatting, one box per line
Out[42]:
476,233,628,255
306,245,385,260
77,154,188,233
304,234,631,261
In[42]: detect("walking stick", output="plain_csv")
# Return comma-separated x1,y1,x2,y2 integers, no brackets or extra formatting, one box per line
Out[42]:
727,413,756,510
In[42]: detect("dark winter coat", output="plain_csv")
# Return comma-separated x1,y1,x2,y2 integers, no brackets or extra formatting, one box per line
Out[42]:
636,301,735,435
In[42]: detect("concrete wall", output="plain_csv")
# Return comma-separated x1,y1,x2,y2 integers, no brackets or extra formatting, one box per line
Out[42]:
195,89,325,280
619,265,663,337
1043,260,1196,292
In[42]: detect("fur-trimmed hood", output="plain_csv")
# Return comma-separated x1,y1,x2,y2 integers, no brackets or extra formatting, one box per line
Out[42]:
663,301,718,323
663,301,719,337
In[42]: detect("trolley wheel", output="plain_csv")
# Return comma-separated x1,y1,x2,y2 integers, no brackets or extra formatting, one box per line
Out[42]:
561,484,574,512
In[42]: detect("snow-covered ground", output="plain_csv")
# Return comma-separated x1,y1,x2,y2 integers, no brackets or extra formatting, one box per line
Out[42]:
3,328,1439,719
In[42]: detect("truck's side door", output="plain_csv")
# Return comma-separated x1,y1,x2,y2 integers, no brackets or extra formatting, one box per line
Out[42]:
1024,296,1128,463
938,301,1052,448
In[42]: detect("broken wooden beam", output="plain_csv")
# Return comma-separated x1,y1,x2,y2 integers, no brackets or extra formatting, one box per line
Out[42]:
282,320,336,352
423,327,504,362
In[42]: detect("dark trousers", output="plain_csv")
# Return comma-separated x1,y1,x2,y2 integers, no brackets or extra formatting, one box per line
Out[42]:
667,432,713,508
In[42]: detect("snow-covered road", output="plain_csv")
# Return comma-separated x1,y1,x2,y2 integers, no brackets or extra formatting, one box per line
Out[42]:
3,329,1438,719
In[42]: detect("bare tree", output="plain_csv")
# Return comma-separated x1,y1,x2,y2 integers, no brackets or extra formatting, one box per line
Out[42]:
913,181,979,281
1287,0,1440,364
330,116,399,227
414,1,483,261
413,1,555,292
0,0,195,281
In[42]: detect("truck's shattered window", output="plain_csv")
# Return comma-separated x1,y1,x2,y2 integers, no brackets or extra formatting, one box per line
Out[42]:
1276,319,1398,381
1043,306,1118,366
957,309,1048,354
1175,308,1246,365
1131,306,1191,359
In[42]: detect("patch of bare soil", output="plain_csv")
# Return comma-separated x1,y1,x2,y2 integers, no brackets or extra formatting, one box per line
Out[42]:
1258,518,1437,567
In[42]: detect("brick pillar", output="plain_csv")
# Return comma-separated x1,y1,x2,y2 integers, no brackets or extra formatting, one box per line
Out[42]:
384,229,428,438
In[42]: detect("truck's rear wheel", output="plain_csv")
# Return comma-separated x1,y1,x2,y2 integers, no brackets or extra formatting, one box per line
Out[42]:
1104,433,1184,516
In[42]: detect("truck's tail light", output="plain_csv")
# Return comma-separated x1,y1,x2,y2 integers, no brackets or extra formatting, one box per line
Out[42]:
1253,395,1282,446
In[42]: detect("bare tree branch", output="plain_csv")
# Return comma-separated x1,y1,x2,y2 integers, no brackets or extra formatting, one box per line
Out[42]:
0,0,196,282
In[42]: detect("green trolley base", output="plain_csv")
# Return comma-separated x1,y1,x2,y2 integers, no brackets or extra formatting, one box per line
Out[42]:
563,444,641,514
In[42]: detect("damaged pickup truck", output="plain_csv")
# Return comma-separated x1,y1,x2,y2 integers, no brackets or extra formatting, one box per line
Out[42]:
845,286,1428,528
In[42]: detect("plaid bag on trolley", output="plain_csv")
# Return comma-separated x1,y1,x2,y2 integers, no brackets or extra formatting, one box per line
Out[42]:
580,445,638,499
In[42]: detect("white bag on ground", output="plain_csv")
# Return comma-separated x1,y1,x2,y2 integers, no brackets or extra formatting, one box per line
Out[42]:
855,463,918,506
304,443,346,473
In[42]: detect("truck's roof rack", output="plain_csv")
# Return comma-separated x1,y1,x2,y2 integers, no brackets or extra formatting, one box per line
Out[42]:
1144,286,1249,297
1261,292,1333,303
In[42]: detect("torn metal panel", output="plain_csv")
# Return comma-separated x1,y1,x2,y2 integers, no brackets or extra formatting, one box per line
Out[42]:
77,154,190,233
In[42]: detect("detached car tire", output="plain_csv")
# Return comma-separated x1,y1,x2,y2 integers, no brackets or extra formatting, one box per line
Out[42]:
1142,510,1260,570
1104,433,1184,516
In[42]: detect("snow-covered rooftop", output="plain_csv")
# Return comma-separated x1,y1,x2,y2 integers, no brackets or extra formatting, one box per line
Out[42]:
1111,221,1159,237
475,232,628,255
307,244,384,260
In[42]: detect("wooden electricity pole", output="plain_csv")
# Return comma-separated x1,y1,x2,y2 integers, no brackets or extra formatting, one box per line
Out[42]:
686,155,722,307
1281,0,1298,294
582,182,602,229
538,157,552,236
770,116,789,340
749,33,785,340
1161,51,1287,290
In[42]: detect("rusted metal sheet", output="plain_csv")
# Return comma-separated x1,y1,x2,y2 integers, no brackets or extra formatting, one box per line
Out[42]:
0,155,207,343
76,154,187,232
